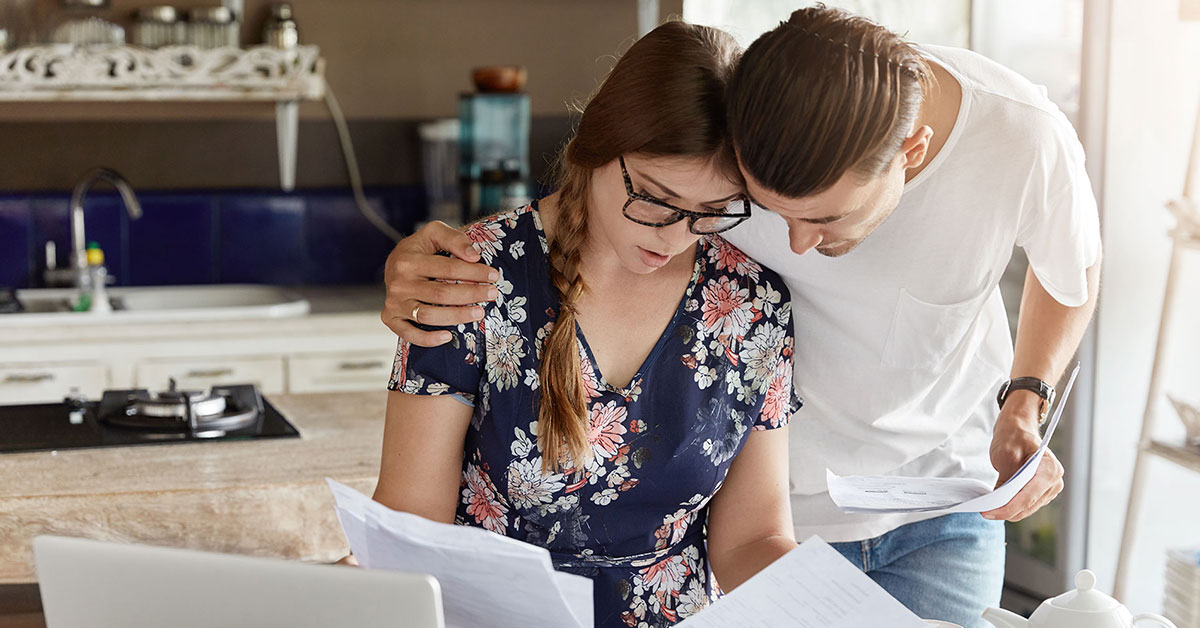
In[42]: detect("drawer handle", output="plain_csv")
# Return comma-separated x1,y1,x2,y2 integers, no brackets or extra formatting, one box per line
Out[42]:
184,368,234,378
337,361,385,371
3,373,54,384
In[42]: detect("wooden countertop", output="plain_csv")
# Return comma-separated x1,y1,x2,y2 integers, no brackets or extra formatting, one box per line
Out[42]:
0,391,387,584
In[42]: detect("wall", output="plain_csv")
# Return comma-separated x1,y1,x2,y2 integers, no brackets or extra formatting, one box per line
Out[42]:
0,0,645,190
1090,0,1200,614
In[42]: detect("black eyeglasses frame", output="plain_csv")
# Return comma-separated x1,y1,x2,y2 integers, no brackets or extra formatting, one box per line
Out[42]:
618,156,752,235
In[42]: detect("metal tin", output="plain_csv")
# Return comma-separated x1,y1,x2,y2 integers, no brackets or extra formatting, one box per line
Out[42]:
262,2,298,49
136,6,179,22
60,0,109,8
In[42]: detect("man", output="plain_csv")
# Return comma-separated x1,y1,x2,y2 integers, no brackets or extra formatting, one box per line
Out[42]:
377,7,1101,627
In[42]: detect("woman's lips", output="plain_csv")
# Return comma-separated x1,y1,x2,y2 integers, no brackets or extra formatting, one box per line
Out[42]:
637,246,671,268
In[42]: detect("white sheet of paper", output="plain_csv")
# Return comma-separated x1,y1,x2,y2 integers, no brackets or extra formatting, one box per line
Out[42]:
326,479,593,628
678,536,927,628
327,479,371,567
827,363,1080,515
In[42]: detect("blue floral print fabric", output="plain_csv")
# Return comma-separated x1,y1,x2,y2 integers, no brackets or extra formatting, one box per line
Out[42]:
388,202,798,628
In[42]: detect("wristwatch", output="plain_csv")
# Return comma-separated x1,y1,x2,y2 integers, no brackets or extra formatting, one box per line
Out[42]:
997,377,1056,425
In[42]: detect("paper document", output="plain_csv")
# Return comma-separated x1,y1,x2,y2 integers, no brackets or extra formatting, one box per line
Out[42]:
827,363,1080,514
678,536,927,628
326,479,593,628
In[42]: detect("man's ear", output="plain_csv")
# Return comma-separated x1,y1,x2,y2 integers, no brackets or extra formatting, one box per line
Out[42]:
900,125,934,170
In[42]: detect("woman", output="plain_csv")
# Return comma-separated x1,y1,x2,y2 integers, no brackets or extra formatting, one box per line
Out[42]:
375,21,798,627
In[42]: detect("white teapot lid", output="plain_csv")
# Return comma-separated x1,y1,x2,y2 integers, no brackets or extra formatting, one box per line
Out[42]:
1049,570,1120,613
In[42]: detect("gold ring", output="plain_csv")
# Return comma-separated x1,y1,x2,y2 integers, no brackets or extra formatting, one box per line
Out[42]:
411,303,421,322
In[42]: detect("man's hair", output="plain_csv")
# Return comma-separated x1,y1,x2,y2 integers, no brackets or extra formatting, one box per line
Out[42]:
727,4,932,197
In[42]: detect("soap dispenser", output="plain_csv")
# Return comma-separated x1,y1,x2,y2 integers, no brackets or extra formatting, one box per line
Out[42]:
85,241,112,314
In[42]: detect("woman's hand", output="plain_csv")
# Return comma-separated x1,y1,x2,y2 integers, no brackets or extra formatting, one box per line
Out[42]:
382,221,499,347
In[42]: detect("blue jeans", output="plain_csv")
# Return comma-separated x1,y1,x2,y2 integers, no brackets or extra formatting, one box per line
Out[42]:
831,513,1005,628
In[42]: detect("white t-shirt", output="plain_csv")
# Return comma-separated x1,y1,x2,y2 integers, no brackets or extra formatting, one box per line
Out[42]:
722,44,1102,542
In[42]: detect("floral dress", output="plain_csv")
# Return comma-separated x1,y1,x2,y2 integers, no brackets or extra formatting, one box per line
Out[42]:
389,202,798,628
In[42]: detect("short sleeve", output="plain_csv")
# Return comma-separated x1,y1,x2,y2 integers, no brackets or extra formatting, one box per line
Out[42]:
387,321,484,406
752,291,801,431
753,352,800,430
1015,118,1102,307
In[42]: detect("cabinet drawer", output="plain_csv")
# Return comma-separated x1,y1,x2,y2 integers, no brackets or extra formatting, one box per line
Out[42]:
0,362,109,404
288,352,393,393
135,356,286,394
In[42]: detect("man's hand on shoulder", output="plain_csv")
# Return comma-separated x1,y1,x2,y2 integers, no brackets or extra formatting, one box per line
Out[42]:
382,221,499,347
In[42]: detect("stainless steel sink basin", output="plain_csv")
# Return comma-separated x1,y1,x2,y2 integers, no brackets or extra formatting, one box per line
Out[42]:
11,294,83,314
1,285,310,327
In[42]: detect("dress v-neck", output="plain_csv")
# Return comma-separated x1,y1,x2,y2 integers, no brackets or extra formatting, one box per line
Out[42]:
530,206,705,397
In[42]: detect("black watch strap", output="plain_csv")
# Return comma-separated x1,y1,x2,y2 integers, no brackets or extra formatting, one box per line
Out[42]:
997,377,1057,424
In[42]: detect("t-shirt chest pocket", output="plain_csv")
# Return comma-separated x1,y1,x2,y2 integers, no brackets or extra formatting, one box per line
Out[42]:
880,288,990,371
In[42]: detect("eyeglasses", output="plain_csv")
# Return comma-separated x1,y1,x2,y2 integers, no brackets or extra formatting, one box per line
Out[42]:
619,156,752,235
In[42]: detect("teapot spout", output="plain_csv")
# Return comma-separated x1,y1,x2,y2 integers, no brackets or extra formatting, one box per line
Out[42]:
982,607,1029,628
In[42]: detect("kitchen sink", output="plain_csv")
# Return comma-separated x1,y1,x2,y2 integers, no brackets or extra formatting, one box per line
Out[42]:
0,285,310,327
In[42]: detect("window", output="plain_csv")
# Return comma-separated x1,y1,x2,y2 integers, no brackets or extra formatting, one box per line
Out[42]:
682,0,972,48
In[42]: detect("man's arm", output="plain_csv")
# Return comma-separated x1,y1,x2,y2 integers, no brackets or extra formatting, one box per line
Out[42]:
983,251,1101,521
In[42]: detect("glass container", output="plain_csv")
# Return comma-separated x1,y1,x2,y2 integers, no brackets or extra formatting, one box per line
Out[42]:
50,0,124,46
133,6,185,48
459,92,531,221
186,6,239,49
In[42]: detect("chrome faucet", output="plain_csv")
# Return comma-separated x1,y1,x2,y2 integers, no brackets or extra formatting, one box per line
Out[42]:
45,168,143,288
70,168,143,277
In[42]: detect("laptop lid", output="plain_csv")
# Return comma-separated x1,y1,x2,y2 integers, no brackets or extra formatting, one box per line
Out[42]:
33,535,444,628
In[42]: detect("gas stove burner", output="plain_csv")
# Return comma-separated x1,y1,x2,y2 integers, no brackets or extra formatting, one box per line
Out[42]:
129,388,228,419
98,380,264,438
0,384,299,455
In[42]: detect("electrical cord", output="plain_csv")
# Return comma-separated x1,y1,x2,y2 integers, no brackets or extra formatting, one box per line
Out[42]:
322,86,406,243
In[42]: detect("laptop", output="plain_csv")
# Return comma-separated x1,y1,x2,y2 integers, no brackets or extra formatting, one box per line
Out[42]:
33,535,445,628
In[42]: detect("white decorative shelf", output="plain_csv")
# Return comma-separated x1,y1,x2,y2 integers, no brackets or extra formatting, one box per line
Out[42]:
0,44,327,190
0,44,324,100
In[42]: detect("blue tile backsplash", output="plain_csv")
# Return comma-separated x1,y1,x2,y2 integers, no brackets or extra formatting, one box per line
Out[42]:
127,194,219,286
219,195,309,285
0,187,426,289
0,198,33,288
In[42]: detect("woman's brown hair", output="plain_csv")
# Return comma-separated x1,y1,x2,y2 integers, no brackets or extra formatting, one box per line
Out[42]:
538,20,742,473
727,4,932,197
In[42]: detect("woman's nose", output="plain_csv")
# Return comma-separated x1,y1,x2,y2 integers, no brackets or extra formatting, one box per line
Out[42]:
788,222,822,255
657,218,695,244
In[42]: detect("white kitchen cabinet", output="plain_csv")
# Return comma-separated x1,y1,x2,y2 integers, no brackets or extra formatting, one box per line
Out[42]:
287,351,394,394
135,356,287,395
0,362,109,404
0,307,397,404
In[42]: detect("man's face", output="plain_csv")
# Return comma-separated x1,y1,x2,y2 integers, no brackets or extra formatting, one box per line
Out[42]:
739,127,930,258
742,158,905,257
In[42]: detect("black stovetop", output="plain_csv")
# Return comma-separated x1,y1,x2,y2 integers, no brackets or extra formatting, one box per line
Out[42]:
0,390,300,455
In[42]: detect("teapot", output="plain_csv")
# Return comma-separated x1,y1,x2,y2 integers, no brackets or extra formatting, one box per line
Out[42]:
982,570,1177,628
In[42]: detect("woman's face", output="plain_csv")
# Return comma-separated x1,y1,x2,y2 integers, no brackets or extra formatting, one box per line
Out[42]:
587,154,744,275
